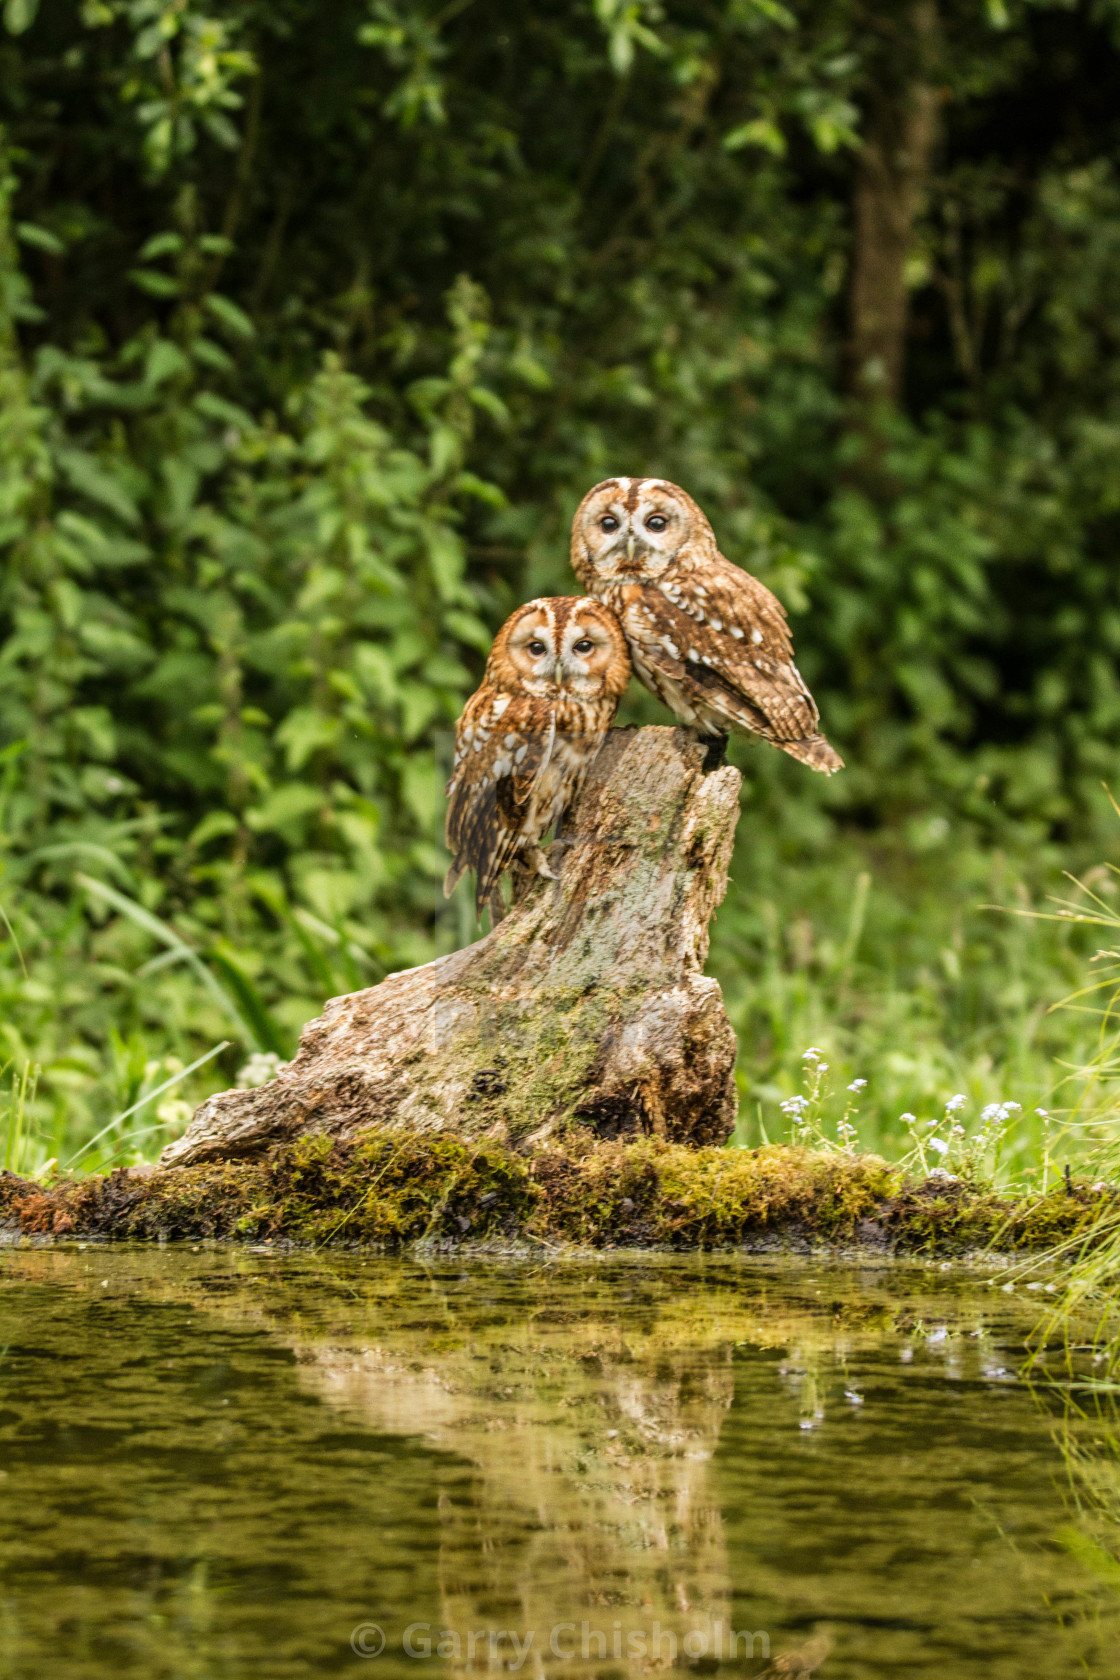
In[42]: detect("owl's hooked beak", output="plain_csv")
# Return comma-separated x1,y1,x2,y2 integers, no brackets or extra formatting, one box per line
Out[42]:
626,532,636,562
553,659,564,686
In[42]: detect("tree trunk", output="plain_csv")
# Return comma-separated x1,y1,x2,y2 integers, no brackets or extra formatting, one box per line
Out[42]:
160,727,741,1168
847,1,941,406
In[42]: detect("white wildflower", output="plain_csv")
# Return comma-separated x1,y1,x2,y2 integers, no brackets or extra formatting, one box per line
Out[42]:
1035,1108,1049,1118
928,1137,950,1155
237,1051,288,1090
848,1078,867,1092
900,1112,917,1123
802,1047,824,1061
944,1094,967,1112
156,1097,192,1129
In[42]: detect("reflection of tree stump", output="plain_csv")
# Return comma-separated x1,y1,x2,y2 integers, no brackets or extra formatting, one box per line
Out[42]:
161,727,740,1168
300,1318,736,1676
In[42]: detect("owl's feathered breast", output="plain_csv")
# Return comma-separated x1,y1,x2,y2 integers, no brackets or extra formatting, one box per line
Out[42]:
445,685,614,907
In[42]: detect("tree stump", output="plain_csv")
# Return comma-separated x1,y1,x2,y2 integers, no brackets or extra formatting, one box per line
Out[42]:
160,727,741,1168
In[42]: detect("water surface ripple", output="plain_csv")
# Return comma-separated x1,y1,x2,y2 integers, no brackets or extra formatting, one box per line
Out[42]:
1,1250,1117,1678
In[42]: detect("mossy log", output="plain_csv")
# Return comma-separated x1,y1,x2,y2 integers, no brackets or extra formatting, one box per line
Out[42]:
162,726,741,1169
2,1134,1111,1254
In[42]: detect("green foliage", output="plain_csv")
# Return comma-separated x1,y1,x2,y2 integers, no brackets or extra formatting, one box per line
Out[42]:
3,0,1120,1163
713,822,1120,1183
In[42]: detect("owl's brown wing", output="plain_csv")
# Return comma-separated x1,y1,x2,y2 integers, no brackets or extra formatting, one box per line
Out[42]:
625,556,829,748
444,690,556,913
686,554,797,663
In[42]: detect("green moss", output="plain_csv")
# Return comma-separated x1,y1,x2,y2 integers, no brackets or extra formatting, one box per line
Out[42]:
435,985,621,1143
1,1138,1113,1255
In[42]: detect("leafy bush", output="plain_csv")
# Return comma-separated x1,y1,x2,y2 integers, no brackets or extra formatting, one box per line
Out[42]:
3,0,1120,1164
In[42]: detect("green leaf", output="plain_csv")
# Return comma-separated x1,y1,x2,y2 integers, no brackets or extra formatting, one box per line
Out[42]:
468,385,510,426
128,267,182,298
444,609,495,654
193,391,254,428
723,117,787,156
424,523,465,600
3,0,38,34
16,222,63,255
274,709,342,772
57,449,142,527
75,874,256,1045
28,842,133,886
138,231,184,261
246,782,325,832
205,292,255,340
206,949,291,1057
189,811,239,848
145,338,190,385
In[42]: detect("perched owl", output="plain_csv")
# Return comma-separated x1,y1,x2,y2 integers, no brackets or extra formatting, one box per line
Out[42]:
570,477,843,774
444,596,631,919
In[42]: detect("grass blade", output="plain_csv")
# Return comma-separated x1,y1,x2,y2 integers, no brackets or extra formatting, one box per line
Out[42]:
75,873,255,1043
63,1039,231,1170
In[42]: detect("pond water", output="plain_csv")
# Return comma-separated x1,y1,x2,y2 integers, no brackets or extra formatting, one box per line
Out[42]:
1,1249,1119,1680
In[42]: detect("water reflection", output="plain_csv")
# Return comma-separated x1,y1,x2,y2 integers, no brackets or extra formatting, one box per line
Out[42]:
297,1288,739,1678
1,1250,1119,1678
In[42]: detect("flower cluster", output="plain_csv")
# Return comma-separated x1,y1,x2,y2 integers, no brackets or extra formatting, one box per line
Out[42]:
237,1051,288,1089
897,1092,1031,1181
980,1100,1021,1125
777,1049,865,1152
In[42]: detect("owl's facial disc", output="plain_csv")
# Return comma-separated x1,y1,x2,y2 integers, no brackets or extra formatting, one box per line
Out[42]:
580,483,684,581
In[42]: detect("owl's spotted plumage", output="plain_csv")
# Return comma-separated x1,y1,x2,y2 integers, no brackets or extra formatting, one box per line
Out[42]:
445,596,630,918
570,477,842,774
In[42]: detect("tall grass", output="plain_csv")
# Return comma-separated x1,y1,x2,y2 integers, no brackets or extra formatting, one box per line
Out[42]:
998,859,1120,1356
0,867,377,1178
714,825,1114,1185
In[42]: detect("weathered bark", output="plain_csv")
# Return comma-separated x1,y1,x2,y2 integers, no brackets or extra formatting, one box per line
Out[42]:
161,727,741,1168
847,1,941,406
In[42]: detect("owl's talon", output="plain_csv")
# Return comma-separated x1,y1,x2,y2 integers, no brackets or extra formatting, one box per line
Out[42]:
525,845,559,880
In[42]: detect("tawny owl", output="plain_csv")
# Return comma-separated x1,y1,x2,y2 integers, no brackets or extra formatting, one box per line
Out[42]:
444,596,631,919
570,477,843,774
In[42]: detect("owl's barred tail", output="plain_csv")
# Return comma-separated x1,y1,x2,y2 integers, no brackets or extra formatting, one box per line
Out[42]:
779,734,845,775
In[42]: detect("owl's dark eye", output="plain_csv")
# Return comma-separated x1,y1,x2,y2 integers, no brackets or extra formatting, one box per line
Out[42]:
600,515,619,533
573,638,593,654
646,514,668,532
528,640,546,656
